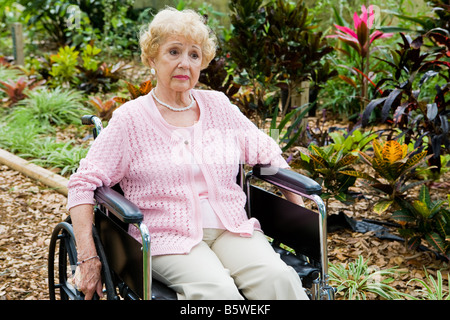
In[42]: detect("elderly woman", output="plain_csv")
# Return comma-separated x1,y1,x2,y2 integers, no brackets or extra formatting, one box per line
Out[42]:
68,7,308,300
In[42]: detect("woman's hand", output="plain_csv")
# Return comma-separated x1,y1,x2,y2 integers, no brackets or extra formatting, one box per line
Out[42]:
70,204,103,299
281,189,305,207
74,257,103,300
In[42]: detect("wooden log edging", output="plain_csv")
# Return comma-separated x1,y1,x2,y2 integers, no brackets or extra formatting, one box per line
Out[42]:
0,147,68,197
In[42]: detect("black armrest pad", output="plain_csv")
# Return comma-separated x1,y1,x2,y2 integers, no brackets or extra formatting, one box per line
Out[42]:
95,186,143,224
252,165,322,196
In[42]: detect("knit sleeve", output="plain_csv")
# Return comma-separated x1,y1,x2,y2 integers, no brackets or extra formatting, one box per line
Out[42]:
66,110,130,210
225,100,289,169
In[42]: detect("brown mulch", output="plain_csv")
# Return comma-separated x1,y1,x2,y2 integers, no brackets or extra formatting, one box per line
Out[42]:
0,163,448,300
0,165,67,300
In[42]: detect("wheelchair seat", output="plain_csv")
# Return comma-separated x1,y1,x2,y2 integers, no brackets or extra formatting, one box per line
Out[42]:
48,115,334,300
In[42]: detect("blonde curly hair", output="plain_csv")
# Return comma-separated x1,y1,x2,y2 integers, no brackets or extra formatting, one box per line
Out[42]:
139,7,216,70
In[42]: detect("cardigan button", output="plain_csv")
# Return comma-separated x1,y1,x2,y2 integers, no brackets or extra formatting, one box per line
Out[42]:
184,140,189,145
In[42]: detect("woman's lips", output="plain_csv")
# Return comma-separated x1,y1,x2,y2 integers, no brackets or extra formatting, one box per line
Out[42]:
174,75,190,80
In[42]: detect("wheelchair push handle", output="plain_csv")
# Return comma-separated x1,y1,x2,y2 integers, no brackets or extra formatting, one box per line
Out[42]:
82,115,103,139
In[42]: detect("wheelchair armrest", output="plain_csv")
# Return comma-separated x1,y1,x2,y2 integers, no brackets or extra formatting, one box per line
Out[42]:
252,164,322,196
95,186,143,224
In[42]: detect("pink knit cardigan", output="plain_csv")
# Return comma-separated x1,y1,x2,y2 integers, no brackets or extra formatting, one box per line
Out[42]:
67,89,288,256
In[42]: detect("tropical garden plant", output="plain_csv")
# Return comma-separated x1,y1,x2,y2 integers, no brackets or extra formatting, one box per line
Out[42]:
0,76,44,107
8,87,89,128
226,0,334,125
361,32,450,174
404,269,450,300
328,256,401,300
47,43,131,93
0,86,92,176
341,139,430,214
392,185,450,260
292,142,359,207
329,128,378,155
0,0,449,300
327,4,393,112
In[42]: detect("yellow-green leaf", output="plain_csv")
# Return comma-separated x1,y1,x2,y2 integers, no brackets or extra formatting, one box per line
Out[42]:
412,200,430,218
382,140,404,164
373,200,394,214
373,140,383,160
309,154,327,168
335,154,358,169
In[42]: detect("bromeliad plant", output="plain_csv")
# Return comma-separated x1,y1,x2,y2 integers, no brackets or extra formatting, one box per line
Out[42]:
328,4,393,110
342,139,430,214
0,76,44,107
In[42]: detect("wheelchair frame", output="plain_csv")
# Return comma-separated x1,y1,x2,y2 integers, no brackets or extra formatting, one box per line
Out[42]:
48,115,334,300
246,166,333,300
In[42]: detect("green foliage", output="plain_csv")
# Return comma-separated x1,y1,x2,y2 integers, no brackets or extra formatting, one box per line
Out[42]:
9,87,89,128
392,185,450,259
328,256,401,300
362,32,450,173
31,139,88,176
270,101,312,152
0,87,92,176
226,0,334,125
46,44,131,93
19,0,136,49
293,142,358,205
404,269,450,300
329,128,378,155
428,0,450,34
49,46,79,86
80,44,101,71
21,0,81,45
342,139,430,214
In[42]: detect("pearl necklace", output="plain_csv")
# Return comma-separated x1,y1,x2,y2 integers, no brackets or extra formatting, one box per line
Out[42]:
151,88,195,112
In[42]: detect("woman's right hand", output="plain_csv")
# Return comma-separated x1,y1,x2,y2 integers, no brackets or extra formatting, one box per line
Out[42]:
74,257,103,300
70,204,104,300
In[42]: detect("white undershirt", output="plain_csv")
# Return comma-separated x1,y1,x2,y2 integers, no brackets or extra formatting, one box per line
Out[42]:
190,161,225,229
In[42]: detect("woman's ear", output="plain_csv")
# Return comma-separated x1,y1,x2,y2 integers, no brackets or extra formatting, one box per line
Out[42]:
148,58,155,69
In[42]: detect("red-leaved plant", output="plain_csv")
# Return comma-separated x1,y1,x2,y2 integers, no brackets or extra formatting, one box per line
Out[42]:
328,5,393,109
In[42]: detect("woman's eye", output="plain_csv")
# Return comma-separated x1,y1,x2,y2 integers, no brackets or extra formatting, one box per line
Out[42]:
169,49,179,55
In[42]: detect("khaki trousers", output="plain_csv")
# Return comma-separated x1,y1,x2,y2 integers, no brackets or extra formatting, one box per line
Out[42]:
152,229,309,300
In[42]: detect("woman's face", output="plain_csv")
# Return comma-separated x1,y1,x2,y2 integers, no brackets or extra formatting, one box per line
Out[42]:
150,35,203,94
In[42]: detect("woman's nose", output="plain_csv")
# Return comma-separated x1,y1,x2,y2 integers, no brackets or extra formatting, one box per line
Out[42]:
178,53,190,69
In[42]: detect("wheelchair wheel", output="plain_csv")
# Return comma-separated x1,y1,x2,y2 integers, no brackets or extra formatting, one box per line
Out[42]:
48,218,118,300
48,219,83,300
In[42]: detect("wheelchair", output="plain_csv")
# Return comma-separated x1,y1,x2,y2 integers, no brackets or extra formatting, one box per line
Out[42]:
48,115,335,300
